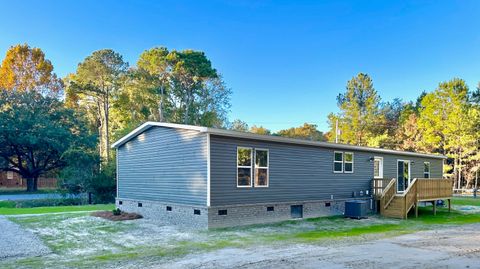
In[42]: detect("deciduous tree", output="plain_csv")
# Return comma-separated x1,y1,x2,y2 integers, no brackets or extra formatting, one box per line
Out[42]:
0,90,95,192
277,123,325,141
0,44,63,96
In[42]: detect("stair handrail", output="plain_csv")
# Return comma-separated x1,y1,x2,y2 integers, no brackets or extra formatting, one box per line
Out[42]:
380,178,397,210
397,178,418,197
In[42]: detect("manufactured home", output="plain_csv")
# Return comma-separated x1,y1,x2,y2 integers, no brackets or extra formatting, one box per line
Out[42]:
112,122,451,228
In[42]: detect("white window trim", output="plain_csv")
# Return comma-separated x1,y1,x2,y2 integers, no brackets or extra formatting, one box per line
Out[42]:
333,151,344,173
344,152,354,173
254,148,269,188
237,146,253,188
424,161,430,178
373,156,384,179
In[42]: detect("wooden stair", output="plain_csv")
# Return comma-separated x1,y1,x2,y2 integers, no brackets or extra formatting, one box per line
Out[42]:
382,195,413,218
379,178,417,219
375,177,453,219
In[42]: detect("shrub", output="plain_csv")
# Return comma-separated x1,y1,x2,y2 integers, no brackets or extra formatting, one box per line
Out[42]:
88,161,116,204
14,198,86,208
112,208,122,216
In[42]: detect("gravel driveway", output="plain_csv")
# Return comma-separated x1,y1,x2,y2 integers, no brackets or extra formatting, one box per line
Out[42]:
0,216,50,260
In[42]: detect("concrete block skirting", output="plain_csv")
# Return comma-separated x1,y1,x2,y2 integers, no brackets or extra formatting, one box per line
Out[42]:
208,198,372,229
116,198,372,229
116,198,208,229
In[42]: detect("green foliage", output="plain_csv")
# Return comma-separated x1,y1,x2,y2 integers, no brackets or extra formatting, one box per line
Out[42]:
0,204,114,215
418,78,479,184
115,47,231,130
112,208,122,216
0,201,16,208
229,119,249,132
87,161,116,204
66,49,128,161
277,123,325,141
328,73,382,145
0,90,96,192
13,198,86,208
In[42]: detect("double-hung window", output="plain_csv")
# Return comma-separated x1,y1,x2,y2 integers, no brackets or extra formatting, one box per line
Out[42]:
344,152,354,173
424,162,430,178
237,147,252,187
334,151,343,173
333,151,354,173
254,149,269,187
237,147,269,187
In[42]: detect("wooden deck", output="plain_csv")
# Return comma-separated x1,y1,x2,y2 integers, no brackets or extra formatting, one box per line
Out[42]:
372,178,453,219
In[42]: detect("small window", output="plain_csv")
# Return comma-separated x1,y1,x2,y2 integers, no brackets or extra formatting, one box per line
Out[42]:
138,202,142,207
237,147,252,187
325,202,331,207
118,201,123,205
254,149,269,187
267,206,274,212
424,162,430,178
334,151,343,173
374,157,383,178
6,171,13,180
166,206,172,211
218,210,227,216
194,209,201,215
344,152,354,173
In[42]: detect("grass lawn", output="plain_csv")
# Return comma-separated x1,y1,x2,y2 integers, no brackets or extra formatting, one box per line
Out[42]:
451,197,480,206
0,198,478,268
0,204,114,215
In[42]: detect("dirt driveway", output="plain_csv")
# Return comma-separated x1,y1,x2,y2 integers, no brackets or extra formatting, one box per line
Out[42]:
164,223,480,269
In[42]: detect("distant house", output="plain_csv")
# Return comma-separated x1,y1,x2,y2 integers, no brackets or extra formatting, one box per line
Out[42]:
112,122,451,229
0,171,57,189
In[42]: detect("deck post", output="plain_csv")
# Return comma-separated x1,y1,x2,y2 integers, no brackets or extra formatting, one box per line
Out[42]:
415,202,418,218
433,200,436,216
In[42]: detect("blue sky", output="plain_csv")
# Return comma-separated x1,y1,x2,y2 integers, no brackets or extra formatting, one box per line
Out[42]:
1,0,480,132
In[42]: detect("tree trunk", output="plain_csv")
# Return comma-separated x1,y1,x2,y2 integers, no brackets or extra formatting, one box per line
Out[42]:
105,96,110,161
33,176,38,191
26,177,35,192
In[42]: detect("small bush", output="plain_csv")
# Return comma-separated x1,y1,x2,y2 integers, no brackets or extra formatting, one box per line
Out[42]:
14,198,86,208
0,201,16,208
112,208,122,216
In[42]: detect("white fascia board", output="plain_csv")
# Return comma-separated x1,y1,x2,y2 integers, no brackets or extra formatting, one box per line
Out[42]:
111,121,207,148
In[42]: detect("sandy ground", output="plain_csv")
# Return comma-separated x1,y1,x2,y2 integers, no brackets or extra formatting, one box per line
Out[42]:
162,223,480,269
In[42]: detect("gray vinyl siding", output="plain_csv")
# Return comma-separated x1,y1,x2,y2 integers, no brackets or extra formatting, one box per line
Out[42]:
117,127,208,206
373,154,443,179
209,135,443,206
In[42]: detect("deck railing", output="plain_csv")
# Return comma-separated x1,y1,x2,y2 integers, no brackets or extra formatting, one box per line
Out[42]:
372,178,393,198
374,178,453,218
417,178,453,201
379,178,396,214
